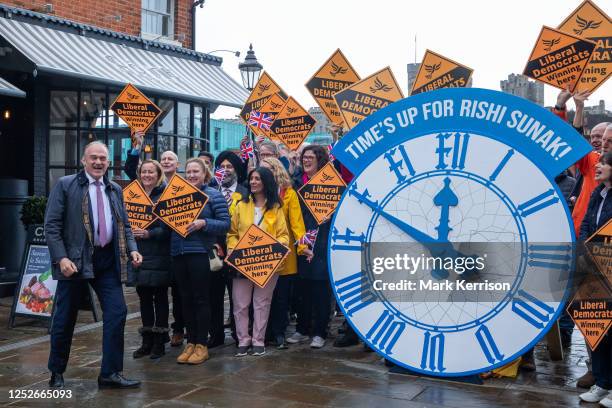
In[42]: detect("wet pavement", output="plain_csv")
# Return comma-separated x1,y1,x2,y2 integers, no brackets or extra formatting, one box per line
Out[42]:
0,288,596,407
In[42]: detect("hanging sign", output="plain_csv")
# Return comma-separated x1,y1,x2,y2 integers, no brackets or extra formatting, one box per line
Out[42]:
123,180,156,230
297,162,347,224
270,96,316,151
523,26,597,92
410,50,473,95
306,49,361,126
558,0,611,93
110,83,162,134
153,174,208,237
225,224,289,288
333,67,403,129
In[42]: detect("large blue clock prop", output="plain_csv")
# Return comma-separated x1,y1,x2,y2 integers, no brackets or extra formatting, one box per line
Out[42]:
328,88,592,376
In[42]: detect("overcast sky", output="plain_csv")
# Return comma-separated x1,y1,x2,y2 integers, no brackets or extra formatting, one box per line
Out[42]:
195,0,611,119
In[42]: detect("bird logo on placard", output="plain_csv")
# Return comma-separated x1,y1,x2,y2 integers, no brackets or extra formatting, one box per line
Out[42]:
424,62,442,79
247,233,263,246
330,61,348,77
127,190,141,200
126,91,139,101
256,83,271,97
369,77,393,94
542,37,560,51
270,101,283,110
171,185,184,196
321,172,334,183
573,15,602,35
286,106,298,116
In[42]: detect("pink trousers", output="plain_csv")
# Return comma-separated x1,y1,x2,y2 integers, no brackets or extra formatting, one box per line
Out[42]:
232,274,279,347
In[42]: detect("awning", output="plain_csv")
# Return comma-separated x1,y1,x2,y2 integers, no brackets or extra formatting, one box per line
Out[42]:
0,76,25,98
0,17,248,108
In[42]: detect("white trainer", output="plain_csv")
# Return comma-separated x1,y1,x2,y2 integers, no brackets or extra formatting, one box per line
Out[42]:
286,332,309,344
310,336,326,349
579,385,609,403
600,392,612,408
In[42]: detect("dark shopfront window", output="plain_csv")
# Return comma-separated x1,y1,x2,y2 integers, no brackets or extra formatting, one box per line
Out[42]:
48,88,207,191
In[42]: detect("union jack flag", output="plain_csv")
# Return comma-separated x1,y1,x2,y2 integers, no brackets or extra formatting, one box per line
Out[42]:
297,228,319,248
214,167,226,185
327,141,337,162
248,111,273,130
240,139,255,161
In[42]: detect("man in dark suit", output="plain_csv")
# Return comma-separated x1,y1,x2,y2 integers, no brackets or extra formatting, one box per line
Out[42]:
45,141,143,389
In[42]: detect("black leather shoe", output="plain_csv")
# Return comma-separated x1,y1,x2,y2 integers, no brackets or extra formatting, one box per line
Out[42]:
49,372,64,388
97,373,141,389
333,333,359,347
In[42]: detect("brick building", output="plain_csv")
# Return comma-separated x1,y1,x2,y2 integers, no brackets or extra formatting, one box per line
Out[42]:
0,1,247,196
0,1,247,281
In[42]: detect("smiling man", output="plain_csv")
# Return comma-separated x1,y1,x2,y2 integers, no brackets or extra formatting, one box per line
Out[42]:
44,141,143,389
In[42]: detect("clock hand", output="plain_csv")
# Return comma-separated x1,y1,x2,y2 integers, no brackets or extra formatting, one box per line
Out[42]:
433,177,459,242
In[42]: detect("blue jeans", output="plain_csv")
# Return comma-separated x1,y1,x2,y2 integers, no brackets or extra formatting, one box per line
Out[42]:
48,251,127,376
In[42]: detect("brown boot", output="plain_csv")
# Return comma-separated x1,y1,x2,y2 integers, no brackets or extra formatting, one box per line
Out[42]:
576,370,595,389
177,343,195,364
171,332,184,347
187,344,209,365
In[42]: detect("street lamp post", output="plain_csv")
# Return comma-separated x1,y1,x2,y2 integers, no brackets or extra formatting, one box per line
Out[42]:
238,44,263,165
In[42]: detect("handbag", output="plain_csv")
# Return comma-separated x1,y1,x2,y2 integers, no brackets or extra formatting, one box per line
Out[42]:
209,245,223,271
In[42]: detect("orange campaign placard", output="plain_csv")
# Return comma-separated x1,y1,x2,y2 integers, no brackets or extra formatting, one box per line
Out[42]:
333,67,403,130
256,93,287,141
410,50,473,95
225,224,290,288
123,180,156,230
523,26,597,92
110,83,162,134
239,72,287,133
152,174,209,238
558,0,611,93
297,162,347,225
585,218,612,289
566,275,612,350
270,96,316,151
305,49,361,126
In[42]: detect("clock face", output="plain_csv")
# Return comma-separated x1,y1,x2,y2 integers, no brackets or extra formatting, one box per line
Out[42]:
329,131,574,376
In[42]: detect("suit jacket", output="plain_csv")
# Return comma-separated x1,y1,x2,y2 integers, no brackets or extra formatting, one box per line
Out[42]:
45,170,138,281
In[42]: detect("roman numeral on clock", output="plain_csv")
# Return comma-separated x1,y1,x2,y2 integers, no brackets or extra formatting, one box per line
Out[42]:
517,189,559,217
475,325,504,364
511,289,555,329
333,272,375,317
489,149,514,182
366,310,406,355
528,244,572,271
331,227,365,251
421,331,445,372
436,132,470,170
384,144,415,183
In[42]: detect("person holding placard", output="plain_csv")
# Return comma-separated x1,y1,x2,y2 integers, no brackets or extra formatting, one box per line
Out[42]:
171,158,230,365
227,167,289,357
260,157,313,349
130,160,172,360
287,146,333,349
578,149,612,406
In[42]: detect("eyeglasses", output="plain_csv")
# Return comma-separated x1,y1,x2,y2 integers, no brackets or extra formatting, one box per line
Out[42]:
302,155,317,161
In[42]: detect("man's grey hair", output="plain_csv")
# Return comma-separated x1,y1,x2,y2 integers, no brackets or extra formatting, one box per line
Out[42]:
259,140,279,156
161,150,179,161
82,140,110,158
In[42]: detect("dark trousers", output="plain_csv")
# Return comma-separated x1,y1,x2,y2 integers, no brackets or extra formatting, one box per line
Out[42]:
173,254,211,345
170,282,184,334
136,286,169,329
593,334,612,388
209,267,226,342
48,246,127,376
269,275,294,338
296,278,332,339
